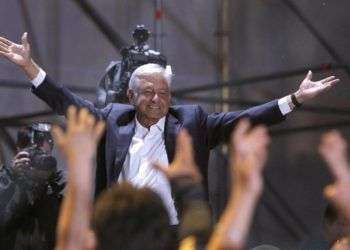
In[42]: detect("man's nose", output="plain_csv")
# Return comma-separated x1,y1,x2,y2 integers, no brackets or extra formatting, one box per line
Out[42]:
152,93,160,102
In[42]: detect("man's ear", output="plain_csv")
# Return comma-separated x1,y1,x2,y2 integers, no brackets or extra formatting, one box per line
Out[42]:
127,89,135,104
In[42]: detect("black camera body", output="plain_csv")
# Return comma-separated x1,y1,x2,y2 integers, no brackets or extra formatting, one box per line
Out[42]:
96,25,167,107
16,123,53,150
14,123,56,183
14,145,57,183
23,146,57,173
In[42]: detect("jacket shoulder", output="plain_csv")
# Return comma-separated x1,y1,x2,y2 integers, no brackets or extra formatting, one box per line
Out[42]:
170,104,204,114
169,104,206,122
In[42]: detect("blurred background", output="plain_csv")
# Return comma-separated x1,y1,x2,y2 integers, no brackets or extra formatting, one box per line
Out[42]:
0,1,349,249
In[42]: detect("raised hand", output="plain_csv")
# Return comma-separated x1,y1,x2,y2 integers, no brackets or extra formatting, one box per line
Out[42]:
53,106,104,250
153,129,202,183
0,32,31,67
319,131,350,223
11,151,31,178
51,106,105,167
0,32,40,79
230,119,270,196
207,120,270,250
295,70,339,103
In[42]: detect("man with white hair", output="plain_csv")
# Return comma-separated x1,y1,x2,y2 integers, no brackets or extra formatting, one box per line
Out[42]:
0,33,339,225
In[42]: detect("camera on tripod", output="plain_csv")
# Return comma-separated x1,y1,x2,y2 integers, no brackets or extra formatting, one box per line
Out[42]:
96,25,167,106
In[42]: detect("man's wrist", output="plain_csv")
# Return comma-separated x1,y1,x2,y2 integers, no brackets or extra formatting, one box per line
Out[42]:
231,184,263,201
22,59,40,81
291,92,303,107
294,90,305,104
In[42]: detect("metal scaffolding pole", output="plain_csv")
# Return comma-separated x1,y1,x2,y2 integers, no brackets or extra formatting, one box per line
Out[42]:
217,0,230,112
153,0,164,52
71,0,127,52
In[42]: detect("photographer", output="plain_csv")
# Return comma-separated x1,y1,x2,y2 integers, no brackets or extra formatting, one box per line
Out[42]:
0,123,64,250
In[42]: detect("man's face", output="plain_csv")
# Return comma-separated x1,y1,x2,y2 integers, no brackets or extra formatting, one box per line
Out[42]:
128,74,170,127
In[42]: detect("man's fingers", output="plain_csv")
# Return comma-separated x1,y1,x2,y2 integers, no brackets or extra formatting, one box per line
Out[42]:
319,131,349,180
0,44,10,53
0,41,9,50
0,51,13,61
94,120,106,141
251,127,270,151
67,105,77,131
320,76,335,84
306,70,313,80
14,151,30,159
232,119,250,146
13,158,30,165
178,129,194,161
324,184,336,201
324,157,349,181
0,36,12,46
21,32,29,51
51,125,65,146
78,108,89,128
324,79,340,87
175,129,192,160
85,113,96,130
0,51,8,57
152,161,169,176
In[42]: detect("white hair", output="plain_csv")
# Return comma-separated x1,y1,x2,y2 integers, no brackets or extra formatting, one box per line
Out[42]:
128,63,173,90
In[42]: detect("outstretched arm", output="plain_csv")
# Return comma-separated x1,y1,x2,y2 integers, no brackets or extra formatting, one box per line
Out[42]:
53,106,105,250
0,33,113,118
206,71,339,148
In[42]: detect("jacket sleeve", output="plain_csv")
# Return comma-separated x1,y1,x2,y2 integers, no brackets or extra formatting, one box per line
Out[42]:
31,75,113,119
204,100,286,149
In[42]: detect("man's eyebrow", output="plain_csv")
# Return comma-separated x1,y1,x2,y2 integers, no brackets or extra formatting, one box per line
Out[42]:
141,86,154,90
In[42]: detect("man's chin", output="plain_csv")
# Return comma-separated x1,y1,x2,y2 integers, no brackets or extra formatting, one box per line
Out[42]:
146,110,164,118
144,113,165,122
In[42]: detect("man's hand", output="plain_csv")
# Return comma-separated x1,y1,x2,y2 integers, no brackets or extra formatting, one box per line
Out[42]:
11,151,31,178
53,106,104,250
207,120,270,250
295,70,339,103
0,33,31,67
153,129,202,183
52,106,105,189
51,106,105,167
0,33,40,79
319,131,350,223
230,119,270,196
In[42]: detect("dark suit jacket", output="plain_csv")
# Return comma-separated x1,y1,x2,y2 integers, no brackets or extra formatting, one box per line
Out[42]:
32,76,286,197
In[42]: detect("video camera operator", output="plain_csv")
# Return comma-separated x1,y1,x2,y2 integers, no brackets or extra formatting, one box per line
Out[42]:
0,123,64,250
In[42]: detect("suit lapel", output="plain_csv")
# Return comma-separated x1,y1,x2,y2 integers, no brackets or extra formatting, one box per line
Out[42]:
109,114,136,184
164,112,181,164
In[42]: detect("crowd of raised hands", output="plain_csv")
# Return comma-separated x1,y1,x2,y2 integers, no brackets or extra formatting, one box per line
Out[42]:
50,106,350,250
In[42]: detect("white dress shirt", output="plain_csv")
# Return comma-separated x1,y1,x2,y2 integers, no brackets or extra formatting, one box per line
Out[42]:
118,117,179,225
